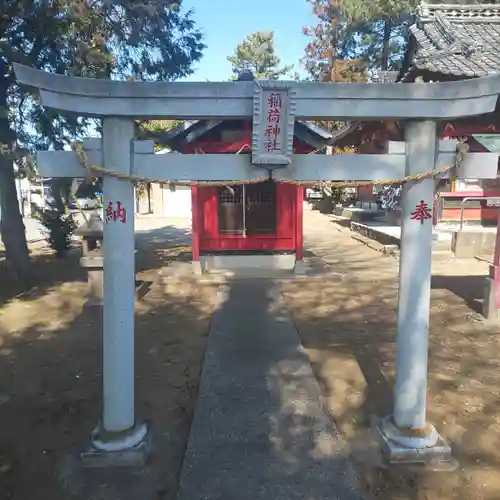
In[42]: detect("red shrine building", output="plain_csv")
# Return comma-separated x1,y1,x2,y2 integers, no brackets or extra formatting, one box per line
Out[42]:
165,119,331,273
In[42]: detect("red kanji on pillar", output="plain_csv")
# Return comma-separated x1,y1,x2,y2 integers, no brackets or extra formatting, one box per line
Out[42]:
410,200,432,225
114,201,127,224
105,200,127,224
105,201,114,223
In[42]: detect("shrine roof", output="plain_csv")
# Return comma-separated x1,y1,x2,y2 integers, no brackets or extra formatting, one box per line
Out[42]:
373,71,400,83
163,119,332,150
400,2,500,81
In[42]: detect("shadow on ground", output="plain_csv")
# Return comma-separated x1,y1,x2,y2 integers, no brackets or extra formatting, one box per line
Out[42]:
431,275,486,314
283,232,500,500
2,208,499,500
0,223,210,500
176,278,366,500
0,224,191,307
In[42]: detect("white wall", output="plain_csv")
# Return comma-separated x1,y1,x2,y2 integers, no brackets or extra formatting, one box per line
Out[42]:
162,185,192,218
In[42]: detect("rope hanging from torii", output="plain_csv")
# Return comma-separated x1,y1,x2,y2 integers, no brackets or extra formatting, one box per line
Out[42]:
71,139,468,188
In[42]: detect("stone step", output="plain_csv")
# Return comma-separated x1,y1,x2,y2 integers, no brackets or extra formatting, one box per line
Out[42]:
432,239,452,252
350,231,455,260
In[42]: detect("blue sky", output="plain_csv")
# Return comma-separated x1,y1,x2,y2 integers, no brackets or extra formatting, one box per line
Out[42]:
180,0,317,81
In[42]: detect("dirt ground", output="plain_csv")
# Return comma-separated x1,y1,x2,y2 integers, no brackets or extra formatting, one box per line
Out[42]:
0,237,218,500
1,210,500,500
281,211,500,500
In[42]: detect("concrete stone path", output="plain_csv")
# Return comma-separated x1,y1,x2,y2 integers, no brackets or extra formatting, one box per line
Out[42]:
176,279,366,500
14,214,191,248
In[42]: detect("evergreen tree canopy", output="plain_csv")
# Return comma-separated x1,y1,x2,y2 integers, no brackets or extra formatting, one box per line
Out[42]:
227,31,293,80
3,0,205,149
342,0,418,71
302,0,367,82
0,0,205,281
302,0,420,80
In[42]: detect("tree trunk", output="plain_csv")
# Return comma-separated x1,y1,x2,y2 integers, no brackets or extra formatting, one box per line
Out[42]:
0,97,31,283
50,178,71,212
147,182,152,214
135,187,140,214
381,21,392,71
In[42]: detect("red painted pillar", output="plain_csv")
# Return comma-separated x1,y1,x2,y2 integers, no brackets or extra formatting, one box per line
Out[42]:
191,187,201,265
490,212,500,308
295,186,304,260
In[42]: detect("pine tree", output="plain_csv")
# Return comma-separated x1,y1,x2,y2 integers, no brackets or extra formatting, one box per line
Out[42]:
227,31,293,80
302,0,367,138
0,0,205,282
342,0,419,71
302,0,367,83
302,0,419,77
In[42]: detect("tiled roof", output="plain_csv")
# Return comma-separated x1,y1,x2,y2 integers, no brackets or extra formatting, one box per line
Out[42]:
161,119,332,150
372,71,399,83
402,2,500,81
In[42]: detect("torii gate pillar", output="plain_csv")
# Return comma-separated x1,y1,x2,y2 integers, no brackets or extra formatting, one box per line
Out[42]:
82,118,151,466
378,121,451,463
100,118,136,435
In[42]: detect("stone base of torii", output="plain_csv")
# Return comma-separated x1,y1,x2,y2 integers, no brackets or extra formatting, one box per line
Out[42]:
13,63,500,469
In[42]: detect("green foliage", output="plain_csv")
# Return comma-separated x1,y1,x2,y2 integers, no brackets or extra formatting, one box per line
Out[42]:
35,203,78,257
138,120,185,136
342,0,418,71
14,152,37,181
425,0,492,3
302,0,364,82
74,179,103,199
343,0,417,22
302,0,419,78
323,186,345,202
136,119,184,149
135,119,183,196
228,31,293,80
2,0,205,151
0,0,205,276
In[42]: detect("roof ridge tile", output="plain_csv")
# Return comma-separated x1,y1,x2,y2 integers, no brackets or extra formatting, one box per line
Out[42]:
420,2,500,22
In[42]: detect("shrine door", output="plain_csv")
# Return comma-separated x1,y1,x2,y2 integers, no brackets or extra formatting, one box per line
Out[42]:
218,180,277,236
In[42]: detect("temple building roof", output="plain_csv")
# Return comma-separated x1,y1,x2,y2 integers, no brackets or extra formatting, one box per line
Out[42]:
160,119,332,151
372,71,400,83
399,2,500,82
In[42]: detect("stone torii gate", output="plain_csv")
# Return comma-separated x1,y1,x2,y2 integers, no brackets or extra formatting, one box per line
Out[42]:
14,63,500,466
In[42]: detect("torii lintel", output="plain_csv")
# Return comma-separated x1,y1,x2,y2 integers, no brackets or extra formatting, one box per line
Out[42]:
13,63,500,121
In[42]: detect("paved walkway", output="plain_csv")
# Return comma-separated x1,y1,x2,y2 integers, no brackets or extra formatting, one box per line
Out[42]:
15,214,191,246
176,279,366,500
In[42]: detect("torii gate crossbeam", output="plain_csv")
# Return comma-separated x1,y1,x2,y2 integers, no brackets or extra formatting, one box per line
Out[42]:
14,63,500,120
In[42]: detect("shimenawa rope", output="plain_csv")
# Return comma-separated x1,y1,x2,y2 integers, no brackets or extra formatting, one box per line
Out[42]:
71,139,468,188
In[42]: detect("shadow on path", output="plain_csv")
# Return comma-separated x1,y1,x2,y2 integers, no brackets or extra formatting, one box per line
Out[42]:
176,279,366,500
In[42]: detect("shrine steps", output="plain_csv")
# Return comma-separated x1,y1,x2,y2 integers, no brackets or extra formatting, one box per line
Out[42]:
199,254,296,273
346,221,456,259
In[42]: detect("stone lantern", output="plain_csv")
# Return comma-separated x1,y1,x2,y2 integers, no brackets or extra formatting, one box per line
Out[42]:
75,212,104,306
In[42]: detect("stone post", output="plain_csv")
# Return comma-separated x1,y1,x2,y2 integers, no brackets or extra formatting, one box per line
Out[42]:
378,120,450,462
83,118,150,466
75,213,104,307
